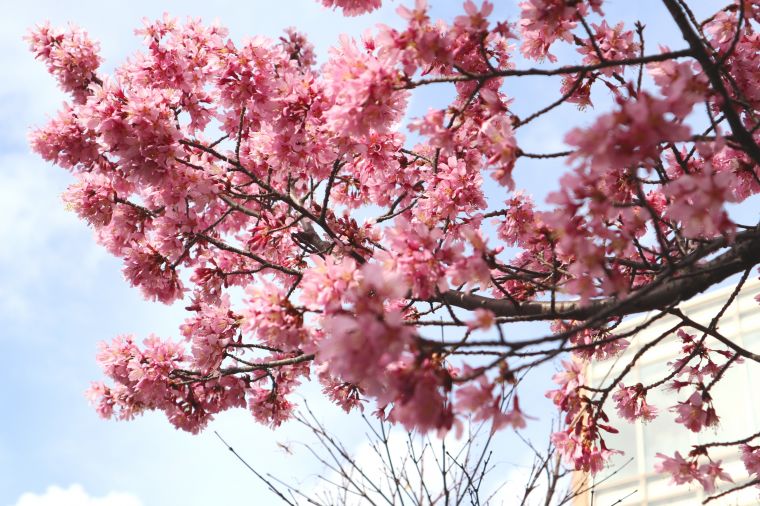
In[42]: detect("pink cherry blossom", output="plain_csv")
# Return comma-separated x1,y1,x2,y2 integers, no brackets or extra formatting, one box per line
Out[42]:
320,0,382,16
62,174,115,227
519,0,603,62
386,358,453,433
122,245,185,304
566,92,691,172
455,372,526,432
578,21,639,75
741,445,760,477
322,35,409,138
180,295,240,373
28,104,100,170
697,461,733,493
672,391,719,432
655,452,699,486
26,22,101,103
612,384,658,422
655,452,733,493
664,165,737,239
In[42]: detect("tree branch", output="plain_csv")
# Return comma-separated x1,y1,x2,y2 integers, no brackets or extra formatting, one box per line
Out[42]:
661,0,760,165
438,229,760,320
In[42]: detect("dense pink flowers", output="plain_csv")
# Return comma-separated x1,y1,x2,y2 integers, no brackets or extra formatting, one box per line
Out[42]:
321,0,382,16
180,295,240,373
519,0,603,61
566,93,691,172
664,165,737,238
386,359,453,432
383,218,454,298
655,452,733,493
248,355,310,427
741,445,760,477
26,22,101,103
578,21,639,74
705,12,760,110
455,373,527,432
317,263,413,394
323,35,409,137
82,81,183,182
87,334,247,433
420,155,486,221
647,57,707,118
122,245,185,304
479,116,518,188
299,256,361,310
28,104,100,169
672,391,719,433
62,174,115,227
612,384,657,422
242,282,309,350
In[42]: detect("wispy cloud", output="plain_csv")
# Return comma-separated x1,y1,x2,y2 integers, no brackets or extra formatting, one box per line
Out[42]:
0,153,105,327
12,484,142,506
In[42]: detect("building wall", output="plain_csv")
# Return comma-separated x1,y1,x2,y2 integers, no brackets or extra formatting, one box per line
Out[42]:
574,278,760,506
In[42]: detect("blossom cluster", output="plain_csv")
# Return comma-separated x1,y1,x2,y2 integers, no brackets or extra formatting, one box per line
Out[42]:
655,451,733,493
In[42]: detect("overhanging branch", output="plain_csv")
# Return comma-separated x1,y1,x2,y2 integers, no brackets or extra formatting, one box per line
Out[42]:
438,230,760,321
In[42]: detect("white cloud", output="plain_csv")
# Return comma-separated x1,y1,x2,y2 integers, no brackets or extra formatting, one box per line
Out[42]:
13,484,142,506
0,155,80,263
0,154,106,326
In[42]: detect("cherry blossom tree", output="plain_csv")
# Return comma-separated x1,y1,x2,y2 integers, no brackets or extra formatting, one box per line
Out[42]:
29,0,760,502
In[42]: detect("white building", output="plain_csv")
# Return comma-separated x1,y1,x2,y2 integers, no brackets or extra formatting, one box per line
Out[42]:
576,277,760,505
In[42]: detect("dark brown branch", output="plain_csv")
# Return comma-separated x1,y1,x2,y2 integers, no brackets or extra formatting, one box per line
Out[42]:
516,71,588,128
197,233,301,277
406,49,694,87
220,353,315,376
518,150,575,159
669,311,760,363
703,478,760,504
437,229,760,320
214,431,297,506
696,430,760,450
320,158,343,224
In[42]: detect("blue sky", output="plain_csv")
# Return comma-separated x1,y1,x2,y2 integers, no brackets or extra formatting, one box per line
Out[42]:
1,1,749,505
